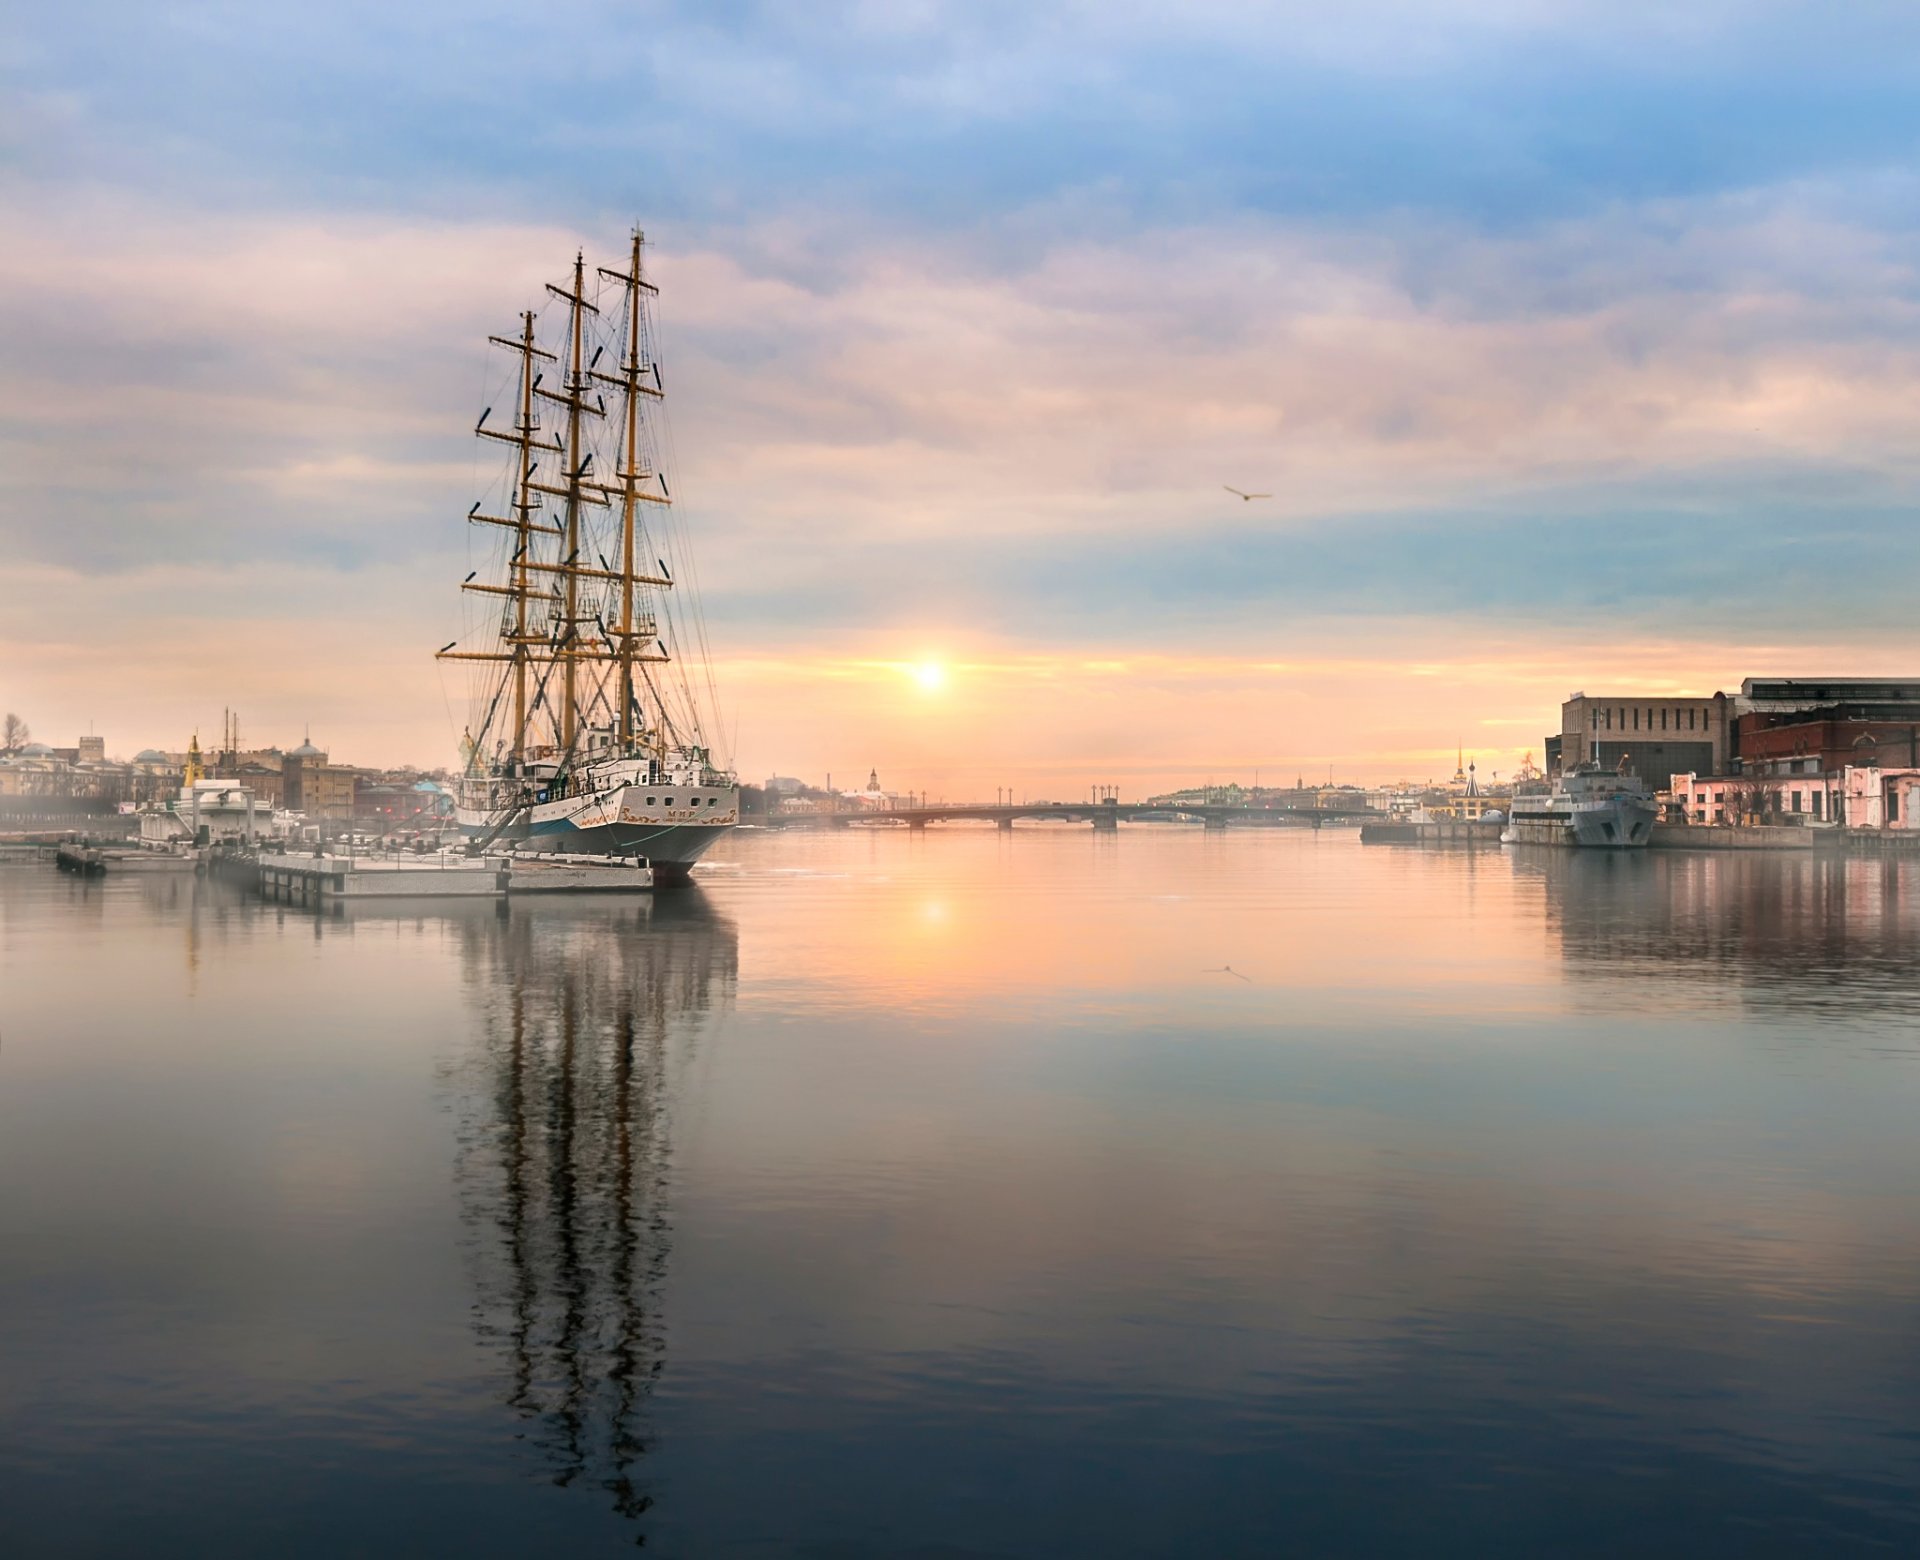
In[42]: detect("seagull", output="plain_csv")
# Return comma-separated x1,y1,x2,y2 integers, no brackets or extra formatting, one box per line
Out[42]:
1223,486,1271,501
1202,965,1253,982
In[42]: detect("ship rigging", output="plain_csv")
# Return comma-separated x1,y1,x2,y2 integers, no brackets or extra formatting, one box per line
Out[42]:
437,231,738,878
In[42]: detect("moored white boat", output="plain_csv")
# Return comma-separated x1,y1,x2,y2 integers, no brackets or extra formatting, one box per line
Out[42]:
1500,761,1656,848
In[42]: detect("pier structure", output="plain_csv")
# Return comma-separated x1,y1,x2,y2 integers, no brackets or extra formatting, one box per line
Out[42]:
257,852,510,905
772,799,1380,832
252,849,658,905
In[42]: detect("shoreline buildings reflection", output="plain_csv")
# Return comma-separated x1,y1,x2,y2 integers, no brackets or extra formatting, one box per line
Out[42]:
1528,849,1919,1021
448,893,737,1533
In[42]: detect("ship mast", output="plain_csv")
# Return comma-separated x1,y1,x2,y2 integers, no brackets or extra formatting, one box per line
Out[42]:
511,310,536,765
619,233,643,750
443,308,560,769
556,252,590,754
595,229,673,758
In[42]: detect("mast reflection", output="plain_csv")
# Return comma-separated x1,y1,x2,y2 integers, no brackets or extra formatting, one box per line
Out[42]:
452,890,737,1533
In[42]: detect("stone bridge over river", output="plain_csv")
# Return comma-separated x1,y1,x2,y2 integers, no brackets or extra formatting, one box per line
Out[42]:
768,800,1382,832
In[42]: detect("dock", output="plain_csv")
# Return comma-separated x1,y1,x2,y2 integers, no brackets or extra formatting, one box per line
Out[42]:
257,852,507,905
55,843,199,874
253,849,656,906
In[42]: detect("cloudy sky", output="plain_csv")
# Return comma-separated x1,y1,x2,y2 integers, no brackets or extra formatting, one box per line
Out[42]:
5,2,1919,789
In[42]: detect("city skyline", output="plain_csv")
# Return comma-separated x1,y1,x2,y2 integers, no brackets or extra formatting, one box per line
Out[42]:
7,4,1920,790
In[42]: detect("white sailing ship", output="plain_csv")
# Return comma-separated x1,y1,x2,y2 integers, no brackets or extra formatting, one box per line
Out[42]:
437,233,737,882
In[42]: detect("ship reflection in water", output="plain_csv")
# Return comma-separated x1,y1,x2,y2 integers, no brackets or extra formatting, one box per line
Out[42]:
449,893,736,1535
9,834,1920,1556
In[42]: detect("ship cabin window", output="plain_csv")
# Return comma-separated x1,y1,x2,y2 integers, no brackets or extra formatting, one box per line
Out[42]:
665,797,674,807
1890,792,1900,823
647,796,655,804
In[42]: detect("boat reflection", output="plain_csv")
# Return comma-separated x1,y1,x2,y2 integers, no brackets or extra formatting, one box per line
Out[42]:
450,890,737,1532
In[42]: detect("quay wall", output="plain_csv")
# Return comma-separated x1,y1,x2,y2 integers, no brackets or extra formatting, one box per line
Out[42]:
1649,824,1827,852
1360,819,1504,845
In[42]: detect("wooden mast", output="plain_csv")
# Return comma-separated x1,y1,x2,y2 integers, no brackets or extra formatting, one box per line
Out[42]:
619,230,643,751
512,309,536,765
441,308,556,771
561,252,587,755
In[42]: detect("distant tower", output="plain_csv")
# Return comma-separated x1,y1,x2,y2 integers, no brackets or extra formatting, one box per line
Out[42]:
867,767,880,791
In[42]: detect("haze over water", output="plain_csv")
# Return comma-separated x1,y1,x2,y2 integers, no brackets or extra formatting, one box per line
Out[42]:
4,830,1919,1556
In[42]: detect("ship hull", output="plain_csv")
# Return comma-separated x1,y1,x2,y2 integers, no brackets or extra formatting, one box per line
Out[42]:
1501,797,1656,848
457,783,738,881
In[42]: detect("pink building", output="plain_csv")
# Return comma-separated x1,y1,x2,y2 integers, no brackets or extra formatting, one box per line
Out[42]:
1838,766,1920,829
1668,766,1920,828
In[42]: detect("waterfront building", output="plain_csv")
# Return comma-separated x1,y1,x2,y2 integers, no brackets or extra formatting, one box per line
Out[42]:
1669,772,1831,826
839,768,903,810
1551,692,1730,780
1427,753,1507,821
1668,763,1920,830
281,737,358,821
1838,766,1920,830
1734,678,1920,778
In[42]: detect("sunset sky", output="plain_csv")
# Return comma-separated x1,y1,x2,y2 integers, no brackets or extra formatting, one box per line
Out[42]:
6,3,1920,792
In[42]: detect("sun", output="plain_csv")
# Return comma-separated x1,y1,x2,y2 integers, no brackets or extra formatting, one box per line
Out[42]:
913,661,947,693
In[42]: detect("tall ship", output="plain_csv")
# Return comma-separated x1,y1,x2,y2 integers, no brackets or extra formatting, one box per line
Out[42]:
437,232,737,882
1500,760,1657,848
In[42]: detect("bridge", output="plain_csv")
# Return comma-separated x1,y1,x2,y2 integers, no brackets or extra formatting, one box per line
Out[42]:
766,799,1382,832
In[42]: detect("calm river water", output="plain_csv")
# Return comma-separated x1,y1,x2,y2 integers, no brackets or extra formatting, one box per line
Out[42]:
4,829,1919,1556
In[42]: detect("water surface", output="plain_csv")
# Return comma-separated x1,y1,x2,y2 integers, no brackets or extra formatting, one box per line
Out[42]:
3,830,1918,1555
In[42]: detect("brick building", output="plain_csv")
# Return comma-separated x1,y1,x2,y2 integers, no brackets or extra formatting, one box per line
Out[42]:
1733,678,1920,779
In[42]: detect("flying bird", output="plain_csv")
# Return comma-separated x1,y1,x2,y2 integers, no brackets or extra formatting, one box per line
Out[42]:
1223,486,1271,501
1202,965,1253,982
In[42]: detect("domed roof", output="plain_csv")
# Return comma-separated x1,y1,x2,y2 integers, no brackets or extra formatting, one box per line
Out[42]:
290,739,324,757
18,742,52,757
133,748,169,764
